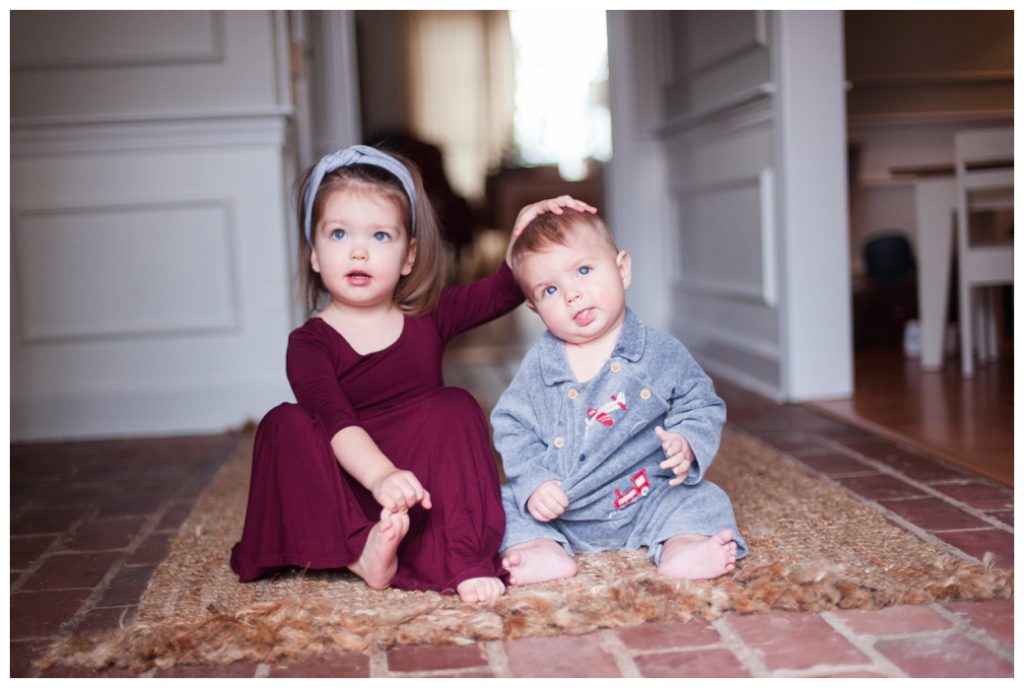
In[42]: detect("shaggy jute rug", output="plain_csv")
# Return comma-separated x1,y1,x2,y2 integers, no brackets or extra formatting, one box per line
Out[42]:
41,429,1012,672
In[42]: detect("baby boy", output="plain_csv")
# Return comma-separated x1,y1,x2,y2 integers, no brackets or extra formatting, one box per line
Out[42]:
493,208,747,585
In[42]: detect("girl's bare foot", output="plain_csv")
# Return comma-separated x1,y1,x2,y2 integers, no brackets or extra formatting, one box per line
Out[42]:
657,529,738,580
501,539,577,586
348,509,409,589
456,576,506,604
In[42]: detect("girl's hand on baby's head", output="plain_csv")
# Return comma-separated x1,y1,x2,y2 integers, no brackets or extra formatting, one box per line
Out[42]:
655,426,695,486
372,468,432,512
512,196,598,238
506,196,598,266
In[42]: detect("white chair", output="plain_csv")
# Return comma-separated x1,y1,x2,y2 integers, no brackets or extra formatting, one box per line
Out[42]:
954,127,1013,378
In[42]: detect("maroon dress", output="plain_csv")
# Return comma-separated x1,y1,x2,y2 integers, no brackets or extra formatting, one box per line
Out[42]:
230,264,523,592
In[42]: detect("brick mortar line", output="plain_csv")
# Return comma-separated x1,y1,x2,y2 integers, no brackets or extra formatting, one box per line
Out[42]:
922,526,1005,534
387,667,498,678
599,629,642,678
151,498,206,534
765,662,892,678
710,616,768,678
45,546,165,557
482,639,512,678
819,610,906,678
812,469,879,479
626,641,725,657
928,602,1015,663
368,647,389,678
12,585,124,595
843,626,972,644
816,437,1013,533
930,477,1004,486
767,440,844,458
383,661,496,678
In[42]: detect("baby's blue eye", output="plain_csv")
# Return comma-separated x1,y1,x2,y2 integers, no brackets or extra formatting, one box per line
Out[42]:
578,266,592,276
543,285,558,298
373,231,390,242
331,229,347,240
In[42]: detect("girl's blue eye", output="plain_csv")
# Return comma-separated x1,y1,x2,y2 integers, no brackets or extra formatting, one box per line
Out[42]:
578,266,591,276
331,229,346,240
543,286,558,298
373,231,390,242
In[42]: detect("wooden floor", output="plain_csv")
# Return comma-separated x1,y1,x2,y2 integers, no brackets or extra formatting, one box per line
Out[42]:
811,346,1014,487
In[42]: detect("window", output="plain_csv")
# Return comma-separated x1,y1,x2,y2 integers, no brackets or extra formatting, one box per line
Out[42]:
509,10,611,181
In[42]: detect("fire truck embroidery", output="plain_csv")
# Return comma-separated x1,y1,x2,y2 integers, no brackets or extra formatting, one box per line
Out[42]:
613,469,651,509
586,392,627,427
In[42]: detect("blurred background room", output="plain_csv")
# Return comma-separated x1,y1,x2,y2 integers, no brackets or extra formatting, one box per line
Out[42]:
9,9,1013,484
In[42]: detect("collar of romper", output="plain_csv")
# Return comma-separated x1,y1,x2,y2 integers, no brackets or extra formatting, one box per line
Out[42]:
539,307,646,386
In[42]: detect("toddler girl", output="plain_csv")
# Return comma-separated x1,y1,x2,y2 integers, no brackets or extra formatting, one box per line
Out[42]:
230,144,591,603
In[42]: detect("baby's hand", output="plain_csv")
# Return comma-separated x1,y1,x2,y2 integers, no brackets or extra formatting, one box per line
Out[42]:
371,468,432,513
526,480,569,522
506,196,598,264
655,426,694,486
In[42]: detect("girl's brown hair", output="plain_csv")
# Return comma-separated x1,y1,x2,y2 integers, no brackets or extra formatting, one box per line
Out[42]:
296,151,446,316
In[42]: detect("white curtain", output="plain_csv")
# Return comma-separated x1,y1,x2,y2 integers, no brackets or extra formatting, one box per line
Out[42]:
406,11,515,202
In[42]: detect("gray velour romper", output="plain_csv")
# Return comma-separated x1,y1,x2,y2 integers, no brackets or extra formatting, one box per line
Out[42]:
493,308,748,564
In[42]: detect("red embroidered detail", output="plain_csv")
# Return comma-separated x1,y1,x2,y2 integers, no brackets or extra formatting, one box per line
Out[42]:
613,469,651,509
586,392,628,428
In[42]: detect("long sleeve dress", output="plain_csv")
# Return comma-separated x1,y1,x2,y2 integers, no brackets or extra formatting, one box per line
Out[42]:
230,264,523,593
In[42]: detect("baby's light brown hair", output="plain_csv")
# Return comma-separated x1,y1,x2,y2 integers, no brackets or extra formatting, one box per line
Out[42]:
509,208,618,280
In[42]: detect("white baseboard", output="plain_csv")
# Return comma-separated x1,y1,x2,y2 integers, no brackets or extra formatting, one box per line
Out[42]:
11,378,293,442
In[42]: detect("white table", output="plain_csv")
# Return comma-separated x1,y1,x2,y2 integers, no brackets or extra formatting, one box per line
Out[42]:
910,175,956,371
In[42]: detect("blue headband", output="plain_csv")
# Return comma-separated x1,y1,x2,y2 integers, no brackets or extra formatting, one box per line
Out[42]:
303,145,418,246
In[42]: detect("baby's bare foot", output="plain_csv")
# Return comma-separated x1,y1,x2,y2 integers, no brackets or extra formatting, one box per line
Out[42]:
348,509,409,589
657,529,738,580
456,576,506,604
501,539,577,586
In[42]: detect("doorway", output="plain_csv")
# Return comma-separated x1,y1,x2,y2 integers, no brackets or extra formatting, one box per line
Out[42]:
826,10,1013,486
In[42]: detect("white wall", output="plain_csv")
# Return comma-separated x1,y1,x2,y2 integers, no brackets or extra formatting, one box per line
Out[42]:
10,11,299,440
606,12,671,332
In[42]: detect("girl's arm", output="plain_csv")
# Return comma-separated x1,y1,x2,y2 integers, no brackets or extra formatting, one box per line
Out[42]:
432,196,597,342
432,261,523,343
330,427,431,512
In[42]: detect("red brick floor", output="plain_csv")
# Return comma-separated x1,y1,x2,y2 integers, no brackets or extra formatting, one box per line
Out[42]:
9,380,1013,678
